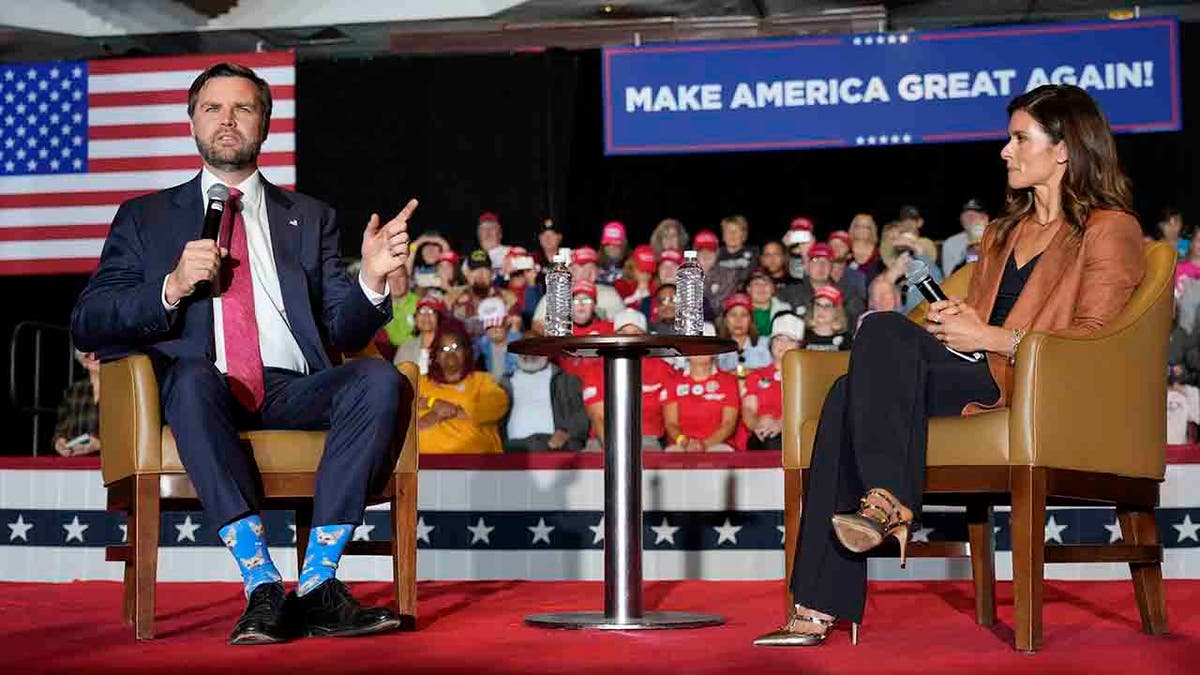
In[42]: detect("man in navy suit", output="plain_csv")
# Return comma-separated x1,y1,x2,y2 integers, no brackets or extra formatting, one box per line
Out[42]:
72,63,415,645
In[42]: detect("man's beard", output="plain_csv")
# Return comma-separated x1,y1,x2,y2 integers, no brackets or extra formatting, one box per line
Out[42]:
195,130,262,172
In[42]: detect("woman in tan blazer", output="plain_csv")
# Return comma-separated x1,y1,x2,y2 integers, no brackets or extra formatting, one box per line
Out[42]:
756,85,1146,647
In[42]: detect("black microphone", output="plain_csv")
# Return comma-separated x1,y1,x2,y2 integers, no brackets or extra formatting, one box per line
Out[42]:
193,183,230,298
904,258,984,363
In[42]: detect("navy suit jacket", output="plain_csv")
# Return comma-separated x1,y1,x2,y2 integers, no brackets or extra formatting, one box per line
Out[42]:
71,174,390,373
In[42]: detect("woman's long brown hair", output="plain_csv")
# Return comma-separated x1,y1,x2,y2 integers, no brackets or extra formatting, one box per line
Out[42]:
991,85,1134,247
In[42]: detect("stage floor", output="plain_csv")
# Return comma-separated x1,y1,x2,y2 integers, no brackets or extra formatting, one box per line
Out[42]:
2,580,1196,674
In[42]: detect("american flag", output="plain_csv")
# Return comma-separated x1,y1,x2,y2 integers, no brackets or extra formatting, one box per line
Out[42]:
0,51,295,276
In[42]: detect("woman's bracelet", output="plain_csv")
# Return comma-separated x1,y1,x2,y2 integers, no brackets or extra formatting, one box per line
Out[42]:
675,434,688,447
1008,328,1027,365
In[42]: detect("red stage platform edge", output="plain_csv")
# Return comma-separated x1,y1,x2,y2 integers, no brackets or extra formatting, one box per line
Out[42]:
1,580,1195,674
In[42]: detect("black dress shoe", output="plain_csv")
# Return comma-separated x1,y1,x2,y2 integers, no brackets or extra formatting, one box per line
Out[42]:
229,582,290,645
286,578,403,638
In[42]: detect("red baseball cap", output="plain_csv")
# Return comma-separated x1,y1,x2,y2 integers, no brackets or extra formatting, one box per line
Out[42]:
808,242,834,260
693,230,719,250
632,244,657,272
659,248,684,265
722,292,753,313
828,230,852,248
571,279,597,299
814,285,844,306
478,211,500,225
437,250,461,266
572,246,600,266
417,296,445,312
790,217,814,232
601,221,627,245
505,246,528,258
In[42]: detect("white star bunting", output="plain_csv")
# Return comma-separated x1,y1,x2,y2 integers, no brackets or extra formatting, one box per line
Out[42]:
288,523,297,543
650,518,679,546
1103,521,1123,544
7,514,33,542
118,523,128,543
353,521,375,541
911,526,934,543
63,516,88,543
528,518,555,545
588,517,605,545
416,517,434,544
777,525,786,544
1173,514,1200,543
467,517,494,545
174,515,200,543
1043,515,1068,544
713,518,742,546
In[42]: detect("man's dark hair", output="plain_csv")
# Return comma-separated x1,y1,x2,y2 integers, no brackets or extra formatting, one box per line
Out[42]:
187,62,273,133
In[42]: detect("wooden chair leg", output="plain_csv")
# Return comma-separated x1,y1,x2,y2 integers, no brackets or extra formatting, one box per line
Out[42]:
391,472,418,627
132,475,160,640
294,504,313,572
1117,506,1169,635
966,502,996,627
1010,466,1047,652
783,468,803,612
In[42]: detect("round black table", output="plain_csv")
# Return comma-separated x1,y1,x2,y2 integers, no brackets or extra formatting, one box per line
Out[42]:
509,335,736,630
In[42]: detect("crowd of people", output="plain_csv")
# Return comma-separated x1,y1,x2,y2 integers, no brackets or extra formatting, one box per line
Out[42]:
356,203,996,454
48,202,1194,455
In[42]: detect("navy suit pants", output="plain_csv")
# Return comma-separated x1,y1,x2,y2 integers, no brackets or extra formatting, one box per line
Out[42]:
158,356,407,528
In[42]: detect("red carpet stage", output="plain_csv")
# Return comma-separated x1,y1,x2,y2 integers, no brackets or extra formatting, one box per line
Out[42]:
2,580,1196,674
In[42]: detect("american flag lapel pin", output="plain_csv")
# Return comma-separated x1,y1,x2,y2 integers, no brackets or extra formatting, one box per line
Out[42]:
288,218,298,227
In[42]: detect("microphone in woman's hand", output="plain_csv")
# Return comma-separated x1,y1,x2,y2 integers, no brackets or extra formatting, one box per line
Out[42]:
903,258,985,363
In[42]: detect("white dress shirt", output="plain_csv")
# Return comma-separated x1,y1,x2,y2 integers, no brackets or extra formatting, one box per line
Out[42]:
163,168,387,375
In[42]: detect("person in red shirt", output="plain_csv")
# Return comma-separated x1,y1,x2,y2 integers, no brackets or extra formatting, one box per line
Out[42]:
580,308,675,451
663,324,741,452
742,312,805,450
615,244,659,314
555,280,613,389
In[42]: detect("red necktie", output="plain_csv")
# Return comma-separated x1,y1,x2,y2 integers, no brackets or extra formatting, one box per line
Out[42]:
219,187,265,411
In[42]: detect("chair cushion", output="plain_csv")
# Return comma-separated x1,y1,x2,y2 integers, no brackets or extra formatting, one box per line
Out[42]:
161,427,329,473
797,408,1010,469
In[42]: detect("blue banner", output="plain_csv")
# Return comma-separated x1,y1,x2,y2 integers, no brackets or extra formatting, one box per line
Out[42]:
602,19,1180,155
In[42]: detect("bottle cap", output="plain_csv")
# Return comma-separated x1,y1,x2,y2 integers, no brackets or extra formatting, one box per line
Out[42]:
683,250,698,260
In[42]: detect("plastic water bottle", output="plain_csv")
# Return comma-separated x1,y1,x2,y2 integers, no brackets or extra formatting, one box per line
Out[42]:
674,250,705,336
544,248,573,337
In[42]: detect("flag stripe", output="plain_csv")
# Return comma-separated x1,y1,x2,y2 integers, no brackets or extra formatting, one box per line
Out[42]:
88,66,295,94
2,258,101,275
88,133,293,159
87,51,295,76
0,238,103,259
0,166,297,199
0,224,109,241
90,100,295,126
89,151,294,173
88,117,295,140
89,84,295,108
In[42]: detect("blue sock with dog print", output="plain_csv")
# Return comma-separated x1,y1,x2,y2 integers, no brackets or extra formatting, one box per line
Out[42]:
218,514,282,598
297,524,353,596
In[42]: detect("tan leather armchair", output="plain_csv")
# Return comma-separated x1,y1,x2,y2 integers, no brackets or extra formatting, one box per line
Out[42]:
100,354,420,640
782,242,1173,652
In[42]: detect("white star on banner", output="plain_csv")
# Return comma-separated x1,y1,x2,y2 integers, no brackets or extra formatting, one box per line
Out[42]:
651,518,679,546
174,515,200,543
911,527,934,543
416,517,434,544
7,514,33,542
713,518,743,546
467,517,494,545
528,517,555,545
353,521,375,541
288,524,297,543
63,515,88,543
1044,515,1067,544
1103,521,1123,544
118,523,128,543
588,517,604,545
777,525,786,544
1173,514,1200,543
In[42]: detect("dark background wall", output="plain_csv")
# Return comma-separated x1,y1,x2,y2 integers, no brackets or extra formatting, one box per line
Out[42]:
2,25,1197,453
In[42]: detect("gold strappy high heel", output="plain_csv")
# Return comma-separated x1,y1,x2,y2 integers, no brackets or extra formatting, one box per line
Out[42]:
830,487,914,567
753,605,859,647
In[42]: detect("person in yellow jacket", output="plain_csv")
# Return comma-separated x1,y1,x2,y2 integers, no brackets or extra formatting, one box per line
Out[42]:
417,323,509,454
